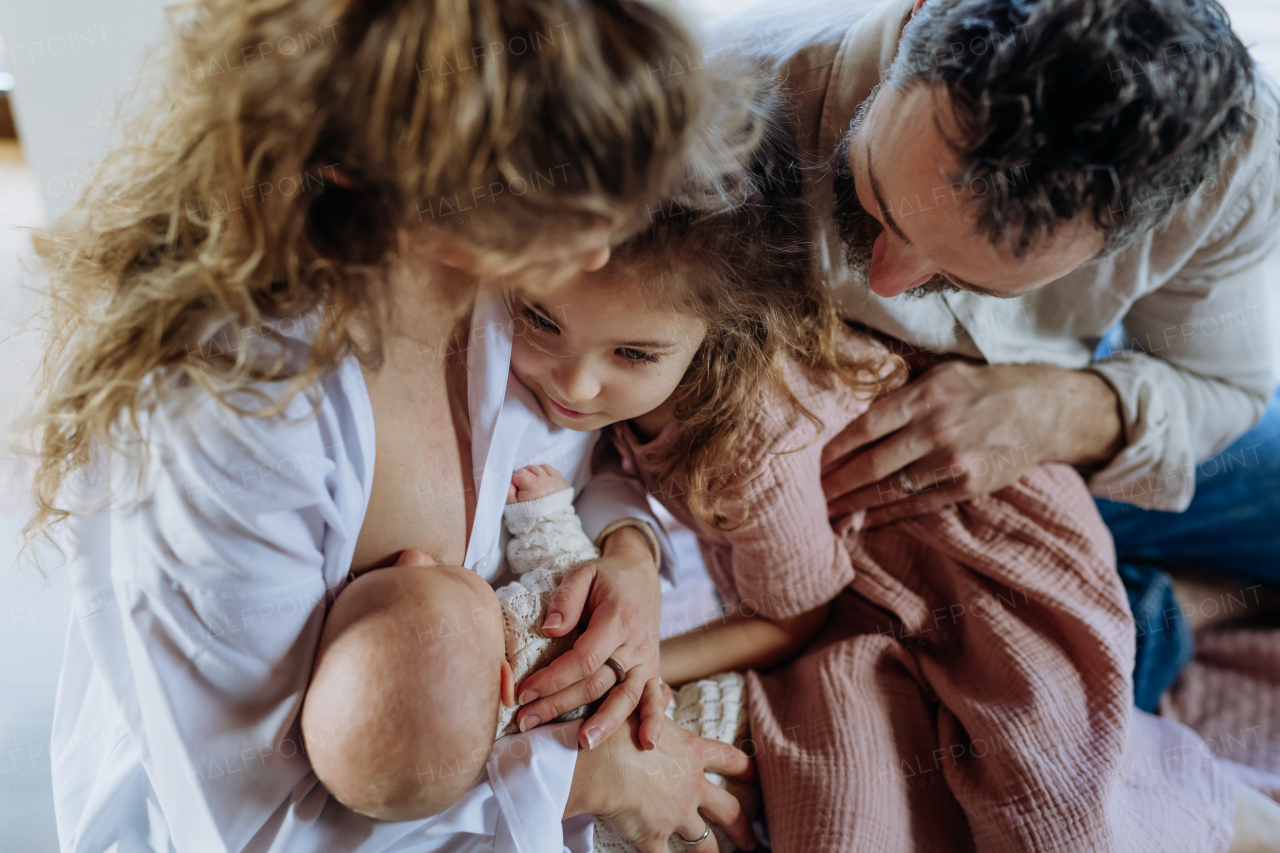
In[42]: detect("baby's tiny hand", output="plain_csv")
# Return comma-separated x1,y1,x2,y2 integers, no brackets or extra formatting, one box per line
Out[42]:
508,464,569,504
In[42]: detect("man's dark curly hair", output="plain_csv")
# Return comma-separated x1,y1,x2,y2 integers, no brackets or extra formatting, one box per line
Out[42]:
889,0,1258,255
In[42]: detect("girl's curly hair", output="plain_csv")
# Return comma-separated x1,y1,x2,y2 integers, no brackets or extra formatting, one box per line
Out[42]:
608,105,906,528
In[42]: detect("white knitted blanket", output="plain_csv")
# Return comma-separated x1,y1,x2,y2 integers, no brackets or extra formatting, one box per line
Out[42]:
493,487,751,851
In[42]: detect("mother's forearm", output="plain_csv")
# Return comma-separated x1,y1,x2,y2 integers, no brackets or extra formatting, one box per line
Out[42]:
480,721,586,848
600,524,658,571
575,447,671,578
562,735,611,821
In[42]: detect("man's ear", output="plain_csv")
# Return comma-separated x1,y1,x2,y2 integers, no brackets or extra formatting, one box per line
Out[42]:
500,658,516,707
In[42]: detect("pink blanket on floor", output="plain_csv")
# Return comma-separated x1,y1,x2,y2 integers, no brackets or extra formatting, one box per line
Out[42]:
1164,627,1280,802
745,466,1238,852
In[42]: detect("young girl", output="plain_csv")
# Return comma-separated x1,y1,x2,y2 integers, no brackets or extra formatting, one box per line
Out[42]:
506,197,898,690
507,199,1269,852
27,0,765,850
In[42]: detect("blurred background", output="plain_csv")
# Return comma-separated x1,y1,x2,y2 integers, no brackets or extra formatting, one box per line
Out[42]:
0,0,1276,849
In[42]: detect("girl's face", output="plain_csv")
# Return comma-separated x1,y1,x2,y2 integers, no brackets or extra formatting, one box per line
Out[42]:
510,272,707,433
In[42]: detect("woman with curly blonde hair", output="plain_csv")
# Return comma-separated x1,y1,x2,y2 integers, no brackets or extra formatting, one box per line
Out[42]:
32,1,763,850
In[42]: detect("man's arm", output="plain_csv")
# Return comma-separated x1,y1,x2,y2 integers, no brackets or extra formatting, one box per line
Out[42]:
1086,262,1274,510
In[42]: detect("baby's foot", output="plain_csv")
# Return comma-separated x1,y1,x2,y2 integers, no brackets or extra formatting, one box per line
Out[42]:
507,464,569,504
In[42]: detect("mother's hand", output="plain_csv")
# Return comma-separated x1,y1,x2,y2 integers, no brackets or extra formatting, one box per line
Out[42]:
516,526,666,750
566,715,757,853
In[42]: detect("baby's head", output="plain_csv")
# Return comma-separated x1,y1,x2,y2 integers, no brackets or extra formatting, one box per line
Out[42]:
301,558,515,821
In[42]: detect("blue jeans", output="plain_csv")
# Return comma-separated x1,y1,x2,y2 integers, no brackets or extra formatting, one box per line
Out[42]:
1095,390,1280,711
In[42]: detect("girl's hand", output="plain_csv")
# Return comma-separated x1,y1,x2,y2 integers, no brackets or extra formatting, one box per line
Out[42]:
515,526,666,750
565,715,757,852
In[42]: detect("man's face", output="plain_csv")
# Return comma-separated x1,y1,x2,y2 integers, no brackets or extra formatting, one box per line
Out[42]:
832,83,1106,299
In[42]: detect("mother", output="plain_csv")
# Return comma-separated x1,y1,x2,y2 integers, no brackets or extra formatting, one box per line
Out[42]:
30,0,754,850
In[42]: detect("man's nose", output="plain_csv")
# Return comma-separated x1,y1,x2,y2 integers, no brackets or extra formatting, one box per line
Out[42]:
867,232,935,298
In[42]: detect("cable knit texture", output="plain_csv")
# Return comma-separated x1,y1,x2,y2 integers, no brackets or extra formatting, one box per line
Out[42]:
494,489,599,739
504,487,601,576
493,564,584,739
493,490,751,852
609,325,1238,853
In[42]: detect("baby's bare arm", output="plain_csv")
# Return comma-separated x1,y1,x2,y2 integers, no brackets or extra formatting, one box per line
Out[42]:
658,603,830,687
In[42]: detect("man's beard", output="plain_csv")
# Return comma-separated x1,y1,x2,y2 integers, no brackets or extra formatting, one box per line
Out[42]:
831,91,959,300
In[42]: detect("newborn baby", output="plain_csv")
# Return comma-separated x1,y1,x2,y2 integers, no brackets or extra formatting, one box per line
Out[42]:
300,464,597,819
301,463,749,849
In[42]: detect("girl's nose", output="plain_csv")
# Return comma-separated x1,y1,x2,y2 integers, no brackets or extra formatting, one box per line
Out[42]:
867,231,935,298
555,360,601,403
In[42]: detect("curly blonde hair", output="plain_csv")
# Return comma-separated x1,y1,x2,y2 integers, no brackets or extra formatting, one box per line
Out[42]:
26,0,754,543
603,112,907,528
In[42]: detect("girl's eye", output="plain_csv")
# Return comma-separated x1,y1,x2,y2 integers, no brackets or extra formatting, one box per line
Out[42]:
618,348,661,364
523,306,558,333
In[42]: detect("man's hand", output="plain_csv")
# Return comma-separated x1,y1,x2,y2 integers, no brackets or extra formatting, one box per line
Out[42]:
821,361,1124,524
515,526,666,750
565,715,757,853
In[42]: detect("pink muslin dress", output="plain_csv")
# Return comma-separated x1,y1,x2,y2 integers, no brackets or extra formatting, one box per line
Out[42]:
610,327,1237,853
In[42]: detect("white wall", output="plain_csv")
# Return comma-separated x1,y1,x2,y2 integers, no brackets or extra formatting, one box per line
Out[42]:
0,0,169,222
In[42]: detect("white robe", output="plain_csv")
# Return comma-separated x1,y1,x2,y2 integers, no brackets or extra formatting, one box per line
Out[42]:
49,286,671,853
